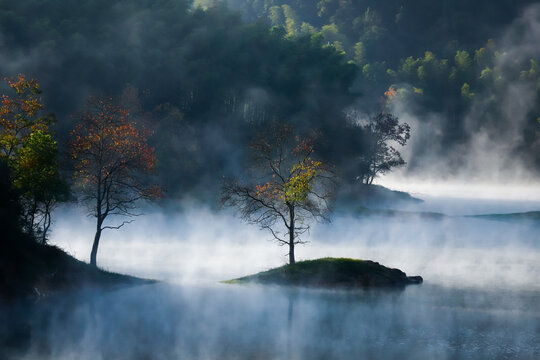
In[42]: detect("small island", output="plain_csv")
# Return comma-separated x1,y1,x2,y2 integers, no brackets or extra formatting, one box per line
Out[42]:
224,258,423,289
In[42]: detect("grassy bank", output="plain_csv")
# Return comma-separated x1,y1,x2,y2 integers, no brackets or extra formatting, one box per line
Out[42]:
0,235,154,300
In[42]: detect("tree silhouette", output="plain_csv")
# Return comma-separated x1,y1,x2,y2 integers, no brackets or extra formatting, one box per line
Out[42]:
222,124,334,264
70,97,160,267
360,113,410,185
0,75,64,242
13,130,68,243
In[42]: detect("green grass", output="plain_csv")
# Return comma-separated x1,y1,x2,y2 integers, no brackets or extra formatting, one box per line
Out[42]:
224,257,422,289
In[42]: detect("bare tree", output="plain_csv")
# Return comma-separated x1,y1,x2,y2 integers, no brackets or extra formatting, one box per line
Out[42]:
222,124,335,264
70,97,160,267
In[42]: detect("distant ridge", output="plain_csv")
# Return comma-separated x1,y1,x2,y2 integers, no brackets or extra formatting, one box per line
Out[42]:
335,184,423,210
353,206,446,218
468,211,540,221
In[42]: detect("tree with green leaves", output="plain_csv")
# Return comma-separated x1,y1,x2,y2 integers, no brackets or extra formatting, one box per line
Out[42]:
222,124,334,264
0,75,66,243
13,131,68,243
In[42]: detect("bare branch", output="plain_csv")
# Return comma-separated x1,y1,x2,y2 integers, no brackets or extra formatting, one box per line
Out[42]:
221,123,336,264
101,220,134,230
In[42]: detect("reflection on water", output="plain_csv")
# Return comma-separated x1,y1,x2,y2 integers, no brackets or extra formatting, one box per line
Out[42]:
1,283,539,359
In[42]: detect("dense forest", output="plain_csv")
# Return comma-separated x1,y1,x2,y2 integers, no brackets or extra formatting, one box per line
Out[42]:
1,0,539,200
216,0,540,174
1,0,361,198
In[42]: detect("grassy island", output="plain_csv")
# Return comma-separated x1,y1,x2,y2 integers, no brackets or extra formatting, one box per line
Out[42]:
224,258,423,289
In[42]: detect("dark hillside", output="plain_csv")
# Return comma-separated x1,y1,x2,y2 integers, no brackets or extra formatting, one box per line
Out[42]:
0,238,152,300
335,184,422,210
0,162,151,300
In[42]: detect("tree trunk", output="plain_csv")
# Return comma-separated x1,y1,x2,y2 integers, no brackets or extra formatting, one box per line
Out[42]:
90,216,103,267
90,228,102,267
288,204,295,265
30,198,38,236
289,238,295,265
92,175,104,267
41,201,51,245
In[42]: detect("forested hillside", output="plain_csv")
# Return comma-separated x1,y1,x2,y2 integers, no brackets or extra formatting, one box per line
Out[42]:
210,0,540,177
1,0,538,199
1,0,364,198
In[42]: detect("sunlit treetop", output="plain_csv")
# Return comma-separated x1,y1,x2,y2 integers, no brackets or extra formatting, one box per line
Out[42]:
0,74,52,158
384,86,397,101
13,130,61,198
249,128,330,207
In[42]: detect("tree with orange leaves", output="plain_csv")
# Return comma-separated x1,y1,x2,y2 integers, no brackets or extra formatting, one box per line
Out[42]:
222,124,334,264
70,97,160,267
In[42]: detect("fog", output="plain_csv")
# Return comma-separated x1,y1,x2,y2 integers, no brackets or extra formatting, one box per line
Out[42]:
374,4,540,186
374,178,540,202
1,1,539,358
1,193,538,359
50,196,540,289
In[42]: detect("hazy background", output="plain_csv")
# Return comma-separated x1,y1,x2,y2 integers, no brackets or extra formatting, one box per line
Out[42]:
49,194,540,289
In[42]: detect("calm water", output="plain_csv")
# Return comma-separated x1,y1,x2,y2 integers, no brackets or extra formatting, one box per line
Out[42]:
1,282,538,359
1,197,539,359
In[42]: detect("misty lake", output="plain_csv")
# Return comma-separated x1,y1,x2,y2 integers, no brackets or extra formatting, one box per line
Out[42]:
2,197,539,359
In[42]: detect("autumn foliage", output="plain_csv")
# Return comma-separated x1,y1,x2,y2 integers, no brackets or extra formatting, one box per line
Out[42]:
0,74,52,158
70,98,157,193
70,97,160,266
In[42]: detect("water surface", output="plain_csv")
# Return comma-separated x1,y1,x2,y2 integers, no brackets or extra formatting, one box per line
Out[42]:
2,197,539,359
